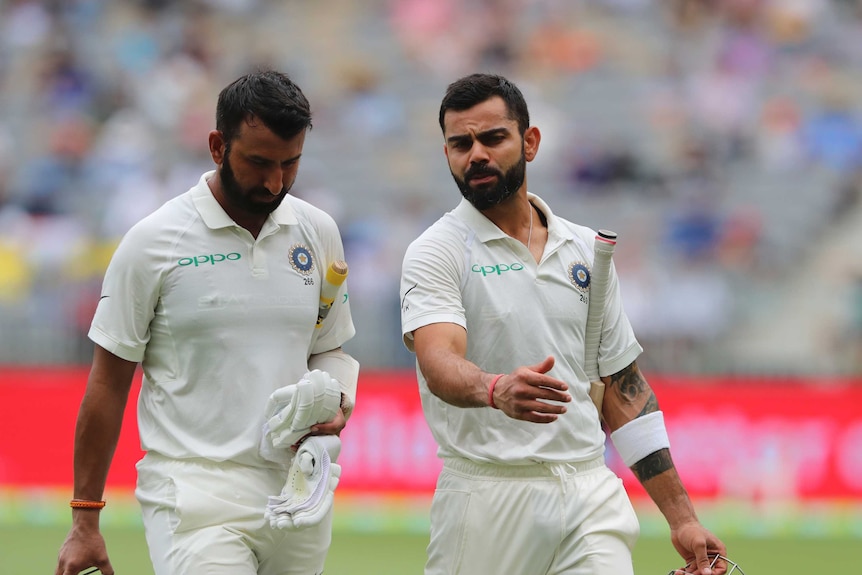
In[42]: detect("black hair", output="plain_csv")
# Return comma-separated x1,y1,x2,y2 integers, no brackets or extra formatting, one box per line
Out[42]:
215,70,312,144
438,73,530,135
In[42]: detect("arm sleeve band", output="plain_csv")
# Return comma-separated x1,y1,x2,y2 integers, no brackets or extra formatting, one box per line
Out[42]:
609,411,671,467
308,349,359,419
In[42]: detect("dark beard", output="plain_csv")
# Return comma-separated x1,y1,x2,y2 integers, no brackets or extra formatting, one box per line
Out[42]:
452,153,526,211
221,151,288,215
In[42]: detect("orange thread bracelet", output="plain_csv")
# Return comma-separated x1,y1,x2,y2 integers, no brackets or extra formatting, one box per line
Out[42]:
488,374,504,409
70,499,106,510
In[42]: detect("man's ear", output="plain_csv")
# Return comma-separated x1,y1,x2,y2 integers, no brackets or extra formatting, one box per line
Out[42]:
524,126,541,162
208,130,225,164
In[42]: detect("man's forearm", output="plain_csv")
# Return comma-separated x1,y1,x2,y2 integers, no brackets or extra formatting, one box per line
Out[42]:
419,348,491,408
633,449,700,529
72,386,130,502
71,347,137,508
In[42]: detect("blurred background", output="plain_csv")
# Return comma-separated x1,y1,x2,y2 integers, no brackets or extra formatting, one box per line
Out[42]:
1,0,861,572
2,0,862,374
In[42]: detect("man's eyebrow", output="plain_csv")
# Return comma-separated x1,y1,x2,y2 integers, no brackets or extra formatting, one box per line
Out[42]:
247,152,303,163
446,127,509,145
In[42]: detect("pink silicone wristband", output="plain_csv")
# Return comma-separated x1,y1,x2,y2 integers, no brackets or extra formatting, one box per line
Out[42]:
488,374,504,409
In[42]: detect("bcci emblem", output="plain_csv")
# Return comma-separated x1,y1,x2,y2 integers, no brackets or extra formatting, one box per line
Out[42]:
289,244,315,275
568,262,591,292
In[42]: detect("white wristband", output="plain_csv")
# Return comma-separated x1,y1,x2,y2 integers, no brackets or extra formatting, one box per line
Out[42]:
308,349,359,419
610,411,671,467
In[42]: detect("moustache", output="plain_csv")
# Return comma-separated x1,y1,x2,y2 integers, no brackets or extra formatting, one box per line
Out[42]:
465,165,502,181
251,187,286,197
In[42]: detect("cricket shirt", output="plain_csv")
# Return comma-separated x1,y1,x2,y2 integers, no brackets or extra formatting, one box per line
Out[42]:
400,193,642,464
89,171,355,467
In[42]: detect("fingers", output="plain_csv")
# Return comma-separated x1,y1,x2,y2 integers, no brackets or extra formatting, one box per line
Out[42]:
696,552,714,575
309,420,344,436
708,556,728,575
512,398,567,423
691,530,727,575
673,523,726,575
494,362,572,422
518,410,562,424
517,361,570,397
55,533,113,575
57,561,113,575
310,407,346,435
527,355,556,375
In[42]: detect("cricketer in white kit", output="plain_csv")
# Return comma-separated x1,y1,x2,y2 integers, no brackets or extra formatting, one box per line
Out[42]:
400,72,727,575
56,71,358,575
95,173,354,574
401,194,642,574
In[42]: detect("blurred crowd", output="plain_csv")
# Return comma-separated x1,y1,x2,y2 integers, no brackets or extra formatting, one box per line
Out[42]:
1,0,861,374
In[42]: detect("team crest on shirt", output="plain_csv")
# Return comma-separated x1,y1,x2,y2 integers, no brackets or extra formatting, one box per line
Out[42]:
289,244,315,275
568,261,591,292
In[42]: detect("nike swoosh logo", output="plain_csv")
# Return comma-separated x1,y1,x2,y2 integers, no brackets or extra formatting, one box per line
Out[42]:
99,295,110,300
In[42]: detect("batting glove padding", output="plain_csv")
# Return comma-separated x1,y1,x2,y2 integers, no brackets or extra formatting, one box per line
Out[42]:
265,435,342,530
307,349,359,419
259,370,342,463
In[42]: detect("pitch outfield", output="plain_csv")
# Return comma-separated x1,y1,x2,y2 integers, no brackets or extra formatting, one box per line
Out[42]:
6,492,859,573
5,523,859,573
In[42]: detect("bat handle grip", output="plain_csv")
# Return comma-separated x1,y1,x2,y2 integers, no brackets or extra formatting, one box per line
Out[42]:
316,260,349,328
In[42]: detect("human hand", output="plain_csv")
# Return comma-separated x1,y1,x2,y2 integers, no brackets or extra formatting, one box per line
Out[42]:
667,554,745,575
55,524,114,575
670,521,728,575
308,405,347,437
288,406,347,450
265,435,342,530
491,356,571,423
266,370,342,449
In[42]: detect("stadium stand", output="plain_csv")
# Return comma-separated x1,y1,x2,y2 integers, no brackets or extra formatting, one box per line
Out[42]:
0,0,860,374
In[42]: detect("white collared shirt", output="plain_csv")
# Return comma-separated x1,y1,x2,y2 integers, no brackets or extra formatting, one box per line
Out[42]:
400,193,641,464
90,171,354,466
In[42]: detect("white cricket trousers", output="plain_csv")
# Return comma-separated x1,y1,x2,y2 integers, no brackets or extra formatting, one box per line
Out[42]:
425,456,640,575
135,453,332,575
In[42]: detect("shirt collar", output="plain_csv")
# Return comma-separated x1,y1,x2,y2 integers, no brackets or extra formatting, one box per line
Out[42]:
192,170,298,230
453,192,571,243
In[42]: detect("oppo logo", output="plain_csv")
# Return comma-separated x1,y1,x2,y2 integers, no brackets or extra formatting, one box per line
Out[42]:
178,253,242,267
471,262,525,276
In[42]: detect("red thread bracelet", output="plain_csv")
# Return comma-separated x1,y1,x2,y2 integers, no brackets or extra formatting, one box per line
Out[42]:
488,374,504,409
70,499,106,510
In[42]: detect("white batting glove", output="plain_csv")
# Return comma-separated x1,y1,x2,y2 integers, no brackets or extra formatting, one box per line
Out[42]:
265,435,342,530
259,385,298,464
287,370,342,436
260,370,342,461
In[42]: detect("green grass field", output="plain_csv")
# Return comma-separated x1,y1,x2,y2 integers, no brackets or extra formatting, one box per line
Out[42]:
4,523,859,574
4,492,859,573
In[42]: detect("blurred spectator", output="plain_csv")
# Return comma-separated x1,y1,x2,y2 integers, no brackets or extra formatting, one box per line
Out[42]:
336,64,406,141
522,15,604,76
0,0,861,373
664,197,723,261
763,0,826,48
565,140,663,195
10,114,97,217
756,95,804,171
1,0,52,51
388,0,466,77
36,47,100,117
801,79,862,173
716,206,763,271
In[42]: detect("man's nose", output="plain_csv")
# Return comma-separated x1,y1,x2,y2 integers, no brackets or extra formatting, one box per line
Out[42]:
265,168,284,195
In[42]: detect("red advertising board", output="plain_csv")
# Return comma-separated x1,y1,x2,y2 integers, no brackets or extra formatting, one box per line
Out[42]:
1,367,861,501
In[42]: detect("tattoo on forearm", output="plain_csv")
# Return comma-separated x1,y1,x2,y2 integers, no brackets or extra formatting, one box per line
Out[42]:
631,448,673,481
609,364,658,414
637,393,659,416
